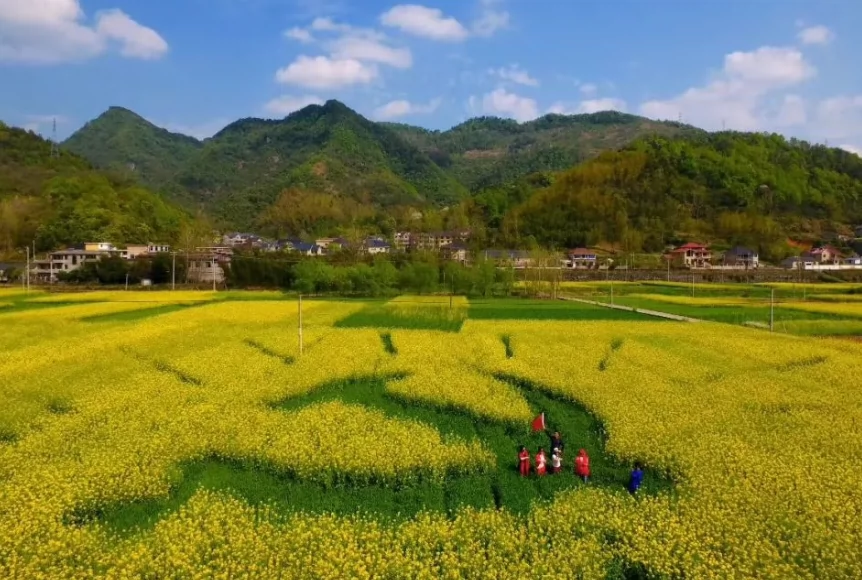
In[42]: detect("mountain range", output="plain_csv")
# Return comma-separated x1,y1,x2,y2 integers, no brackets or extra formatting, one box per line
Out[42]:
62,101,694,229
2,100,860,261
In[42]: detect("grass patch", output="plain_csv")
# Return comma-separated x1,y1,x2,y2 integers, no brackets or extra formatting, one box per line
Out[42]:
46,398,75,415
120,347,203,386
80,303,206,323
380,332,397,355
776,355,828,372
501,334,514,358
469,299,660,321
243,339,295,365
80,374,673,535
334,304,466,332
0,427,18,444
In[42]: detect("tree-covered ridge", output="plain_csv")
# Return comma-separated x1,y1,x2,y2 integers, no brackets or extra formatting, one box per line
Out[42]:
63,102,694,230
504,132,862,260
65,101,468,229
0,122,187,254
63,107,202,200
385,111,699,191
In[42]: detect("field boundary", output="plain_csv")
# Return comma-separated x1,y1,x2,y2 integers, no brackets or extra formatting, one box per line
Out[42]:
557,295,700,323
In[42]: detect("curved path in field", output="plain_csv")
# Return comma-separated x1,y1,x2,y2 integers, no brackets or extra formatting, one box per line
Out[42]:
73,370,672,535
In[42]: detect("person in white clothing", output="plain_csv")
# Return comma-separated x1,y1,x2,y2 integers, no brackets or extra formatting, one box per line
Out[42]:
551,450,562,474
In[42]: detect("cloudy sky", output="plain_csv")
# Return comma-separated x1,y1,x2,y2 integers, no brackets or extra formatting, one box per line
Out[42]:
1,0,860,154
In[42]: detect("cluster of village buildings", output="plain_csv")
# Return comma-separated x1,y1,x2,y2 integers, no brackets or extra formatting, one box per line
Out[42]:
668,242,862,271
12,228,862,285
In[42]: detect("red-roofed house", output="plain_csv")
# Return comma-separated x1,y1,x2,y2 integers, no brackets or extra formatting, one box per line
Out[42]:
567,248,598,269
803,246,840,264
671,243,712,269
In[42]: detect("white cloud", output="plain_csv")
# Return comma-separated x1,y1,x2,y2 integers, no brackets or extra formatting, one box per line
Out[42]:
310,16,352,33
264,95,324,116
811,95,862,141
373,97,441,119
579,83,597,96
798,25,833,46
477,88,538,122
639,46,815,131
275,55,378,88
839,145,861,156
95,9,168,59
493,65,538,87
380,5,469,41
547,98,627,115
285,27,314,43
0,0,167,64
774,94,807,127
329,35,412,68
472,0,509,37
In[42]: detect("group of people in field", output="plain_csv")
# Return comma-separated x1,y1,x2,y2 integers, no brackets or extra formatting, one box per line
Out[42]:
518,431,644,494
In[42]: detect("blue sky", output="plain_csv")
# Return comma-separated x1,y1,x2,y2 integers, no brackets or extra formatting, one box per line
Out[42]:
1,0,860,154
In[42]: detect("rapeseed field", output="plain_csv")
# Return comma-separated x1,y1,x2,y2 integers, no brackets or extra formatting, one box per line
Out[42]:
0,292,860,578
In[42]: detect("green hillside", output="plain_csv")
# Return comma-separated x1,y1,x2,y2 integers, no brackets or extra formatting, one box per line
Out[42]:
63,107,201,201
0,122,187,255
57,102,862,254
503,132,862,259
64,101,467,229
384,111,697,191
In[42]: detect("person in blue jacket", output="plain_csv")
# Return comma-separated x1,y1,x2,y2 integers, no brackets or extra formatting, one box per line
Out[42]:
628,462,644,494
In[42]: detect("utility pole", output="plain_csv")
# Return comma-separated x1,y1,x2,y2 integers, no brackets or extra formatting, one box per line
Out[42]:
125,273,129,290
298,294,304,355
25,245,30,292
171,251,176,290
770,289,775,332
691,274,695,297
212,257,217,292
610,279,614,306
667,257,670,282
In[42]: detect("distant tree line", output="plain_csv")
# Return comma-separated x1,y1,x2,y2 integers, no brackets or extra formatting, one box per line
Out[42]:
51,252,517,297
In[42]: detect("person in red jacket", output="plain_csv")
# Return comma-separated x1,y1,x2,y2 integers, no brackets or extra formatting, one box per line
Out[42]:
574,448,590,483
535,447,547,476
518,446,530,477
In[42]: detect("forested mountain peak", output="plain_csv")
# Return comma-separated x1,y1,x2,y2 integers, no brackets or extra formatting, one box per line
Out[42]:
63,106,202,195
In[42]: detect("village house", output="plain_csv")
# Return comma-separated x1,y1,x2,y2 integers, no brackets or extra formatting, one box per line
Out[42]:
483,249,533,269
855,225,862,238
670,243,712,269
30,248,114,282
0,262,19,283
186,253,227,284
291,242,324,256
567,248,598,269
723,246,759,269
363,238,391,255
393,232,411,250
403,230,471,252
844,253,862,266
120,243,171,259
803,246,840,264
442,243,470,265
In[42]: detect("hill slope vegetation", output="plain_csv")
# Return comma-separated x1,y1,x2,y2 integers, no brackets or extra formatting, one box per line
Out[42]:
503,132,862,259
62,103,694,229
63,107,202,201
0,122,187,254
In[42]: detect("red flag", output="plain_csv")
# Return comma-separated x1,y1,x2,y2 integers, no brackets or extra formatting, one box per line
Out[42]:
531,413,545,432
